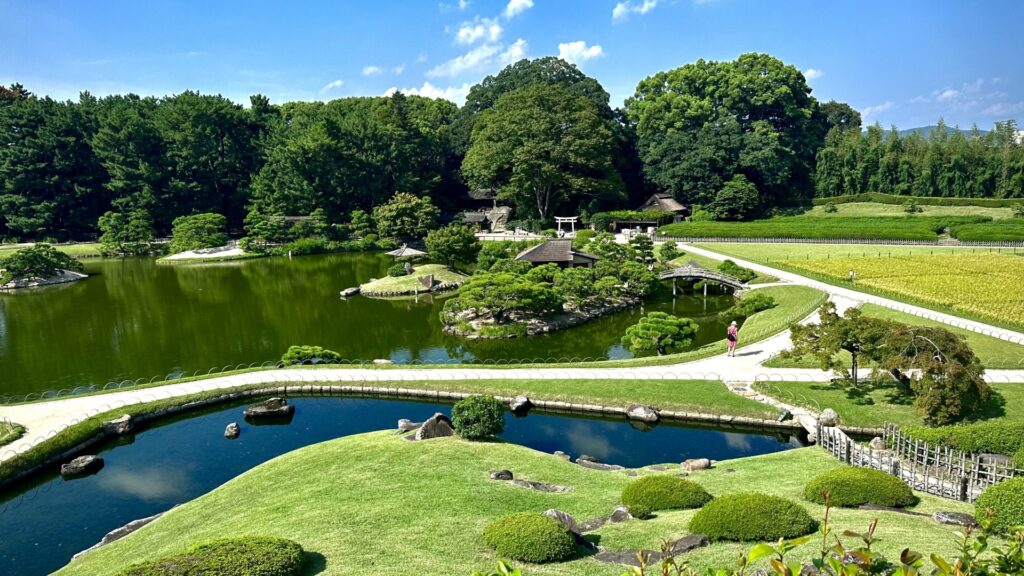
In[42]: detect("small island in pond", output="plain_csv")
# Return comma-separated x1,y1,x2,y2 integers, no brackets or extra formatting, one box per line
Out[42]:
360,263,467,297
0,244,88,290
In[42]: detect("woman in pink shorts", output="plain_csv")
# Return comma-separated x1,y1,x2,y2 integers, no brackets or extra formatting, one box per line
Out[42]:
726,320,739,357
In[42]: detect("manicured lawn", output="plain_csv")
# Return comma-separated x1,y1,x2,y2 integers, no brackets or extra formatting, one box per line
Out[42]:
0,242,104,258
660,215,989,242
765,303,1024,370
804,202,1015,220
360,263,467,294
56,434,980,576
753,381,1024,429
694,242,1007,263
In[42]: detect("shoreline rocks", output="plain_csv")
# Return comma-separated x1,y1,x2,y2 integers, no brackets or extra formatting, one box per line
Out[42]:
339,287,360,297
72,512,163,560
0,269,88,291
510,395,533,415
102,414,133,436
443,297,642,339
626,404,659,423
413,413,454,441
682,458,711,472
243,397,294,419
61,455,104,479
224,422,240,439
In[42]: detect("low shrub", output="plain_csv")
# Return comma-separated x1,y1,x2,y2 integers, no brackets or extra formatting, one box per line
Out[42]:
717,259,756,283
976,477,1024,534
904,421,1024,457
482,513,576,563
725,293,776,321
688,493,816,541
117,536,305,575
277,237,329,256
281,345,343,365
387,263,409,277
823,201,838,213
572,229,596,248
451,395,505,440
803,467,917,508
904,202,923,213
620,475,712,517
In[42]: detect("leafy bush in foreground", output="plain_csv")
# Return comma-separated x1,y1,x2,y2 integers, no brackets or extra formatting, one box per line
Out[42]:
976,477,1024,535
621,475,712,517
482,513,576,563
280,345,343,365
117,536,305,575
451,395,505,440
804,467,917,508
688,493,816,541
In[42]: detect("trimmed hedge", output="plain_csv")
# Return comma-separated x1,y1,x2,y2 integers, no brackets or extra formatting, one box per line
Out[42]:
688,493,816,541
117,536,305,575
951,220,1024,242
812,192,1024,208
451,395,505,440
483,513,576,563
975,477,1024,535
904,421,1024,458
803,467,917,508
659,216,990,242
280,345,343,365
621,475,712,517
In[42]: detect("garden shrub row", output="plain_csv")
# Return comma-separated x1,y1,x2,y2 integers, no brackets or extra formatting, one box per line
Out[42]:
117,536,306,575
812,192,1024,208
659,215,990,241
483,513,576,563
949,220,1024,242
804,467,917,508
590,210,675,231
688,493,816,541
620,475,712,518
904,421,1024,459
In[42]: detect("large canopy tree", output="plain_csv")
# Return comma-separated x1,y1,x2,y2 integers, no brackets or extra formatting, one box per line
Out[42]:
625,53,826,214
462,84,625,221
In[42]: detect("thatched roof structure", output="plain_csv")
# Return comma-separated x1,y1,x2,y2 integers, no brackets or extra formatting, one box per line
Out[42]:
385,244,427,258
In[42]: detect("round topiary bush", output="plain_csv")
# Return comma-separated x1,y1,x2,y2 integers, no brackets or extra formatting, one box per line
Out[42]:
621,475,713,517
803,467,918,508
387,262,409,277
117,536,305,575
451,395,505,440
483,513,576,563
688,493,817,541
976,477,1024,534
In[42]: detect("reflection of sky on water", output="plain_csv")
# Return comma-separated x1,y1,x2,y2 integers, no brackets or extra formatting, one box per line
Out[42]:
0,397,803,576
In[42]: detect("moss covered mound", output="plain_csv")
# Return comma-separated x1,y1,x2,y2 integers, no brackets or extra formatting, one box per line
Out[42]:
482,513,576,563
688,493,816,542
117,537,305,575
976,477,1024,535
621,475,712,518
804,467,917,508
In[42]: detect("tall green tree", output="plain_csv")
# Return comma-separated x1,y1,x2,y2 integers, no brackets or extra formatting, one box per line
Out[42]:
462,84,624,221
372,192,440,240
621,312,699,355
784,302,894,386
97,210,155,256
425,224,481,268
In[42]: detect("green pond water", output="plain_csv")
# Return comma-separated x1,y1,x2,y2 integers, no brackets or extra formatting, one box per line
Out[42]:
0,253,734,396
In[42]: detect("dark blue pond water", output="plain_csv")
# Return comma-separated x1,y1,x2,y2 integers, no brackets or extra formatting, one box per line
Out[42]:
0,396,804,576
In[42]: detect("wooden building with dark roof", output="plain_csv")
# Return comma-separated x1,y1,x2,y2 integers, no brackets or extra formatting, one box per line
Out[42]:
514,239,598,268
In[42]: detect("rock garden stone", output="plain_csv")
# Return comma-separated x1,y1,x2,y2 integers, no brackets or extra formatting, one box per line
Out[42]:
510,479,573,493
933,511,979,527
543,509,580,535
553,450,571,460
102,414,133,435
610,506,634,522
61,455,104,478
243,397,294,419
509,395,533,414
397,419,421,433
577,454,599,463
818,408,839,427
414,413,454,440
578,516,608,532
869,437,886,450
224,422,240,439
857,504,928,517
489,470,514,480
576,460,624,471
777,409,792,422
594,535,709,566
626,404,659,423
682,458,711,472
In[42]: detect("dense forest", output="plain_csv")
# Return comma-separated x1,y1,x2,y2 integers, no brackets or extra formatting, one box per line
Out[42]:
0,53,1022,242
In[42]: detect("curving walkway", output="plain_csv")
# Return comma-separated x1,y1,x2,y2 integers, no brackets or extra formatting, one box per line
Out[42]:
4,247,1024,467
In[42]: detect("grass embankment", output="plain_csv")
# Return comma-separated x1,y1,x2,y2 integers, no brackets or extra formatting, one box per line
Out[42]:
155,252,265,264
753,381,1024,430
360,264,467,295
660,215,990,242
0,242,104,259
813,192,1024,209
0,422,25,447
695,244,1024,333
694,243,1007,262
765,303,1024,370
803,202,1016,220
666,254,777,284
0,379,774,484
56,435,980,576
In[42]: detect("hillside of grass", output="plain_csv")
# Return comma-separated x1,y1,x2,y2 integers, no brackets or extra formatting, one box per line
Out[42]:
660,215,989,241
360,264,467,295
57,434,979,576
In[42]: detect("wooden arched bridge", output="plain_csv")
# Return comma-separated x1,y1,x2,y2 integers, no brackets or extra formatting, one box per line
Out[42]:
659,261,746,294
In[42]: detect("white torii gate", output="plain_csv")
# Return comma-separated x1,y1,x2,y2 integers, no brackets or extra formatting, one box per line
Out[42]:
554,216,578,237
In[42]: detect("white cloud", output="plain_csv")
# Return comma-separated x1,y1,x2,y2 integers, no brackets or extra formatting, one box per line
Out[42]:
803,68,823,80
558,40,604,65
384,81,472,104
459,0,470,9
612,0,657,21
861,101,894,119
392,64,406,75
456,17,502,45
503,0,533,19
428,38,527,77
319,79,345,94
936,88,959,102
362,66,383,77
500,39,528,64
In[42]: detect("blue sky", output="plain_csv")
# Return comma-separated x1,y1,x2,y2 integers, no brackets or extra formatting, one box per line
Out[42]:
1,0,1022,129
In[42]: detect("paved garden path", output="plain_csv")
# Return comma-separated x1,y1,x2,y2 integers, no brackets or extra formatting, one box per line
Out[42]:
4,248,1024,465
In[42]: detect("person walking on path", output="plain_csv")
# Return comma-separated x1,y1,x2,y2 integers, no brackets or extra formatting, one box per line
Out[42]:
726,320,739,357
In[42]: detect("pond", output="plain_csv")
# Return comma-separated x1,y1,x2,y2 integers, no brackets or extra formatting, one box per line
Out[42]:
0,253,734,396
0,396,806,576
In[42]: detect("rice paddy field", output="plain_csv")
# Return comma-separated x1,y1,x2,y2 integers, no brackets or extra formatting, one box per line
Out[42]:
697,243,1024,331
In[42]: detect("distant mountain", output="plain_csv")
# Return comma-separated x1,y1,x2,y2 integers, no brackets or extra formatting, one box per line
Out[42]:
896,125,988,138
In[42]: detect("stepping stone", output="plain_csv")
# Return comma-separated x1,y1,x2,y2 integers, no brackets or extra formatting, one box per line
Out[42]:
509,479,573,493
933,511,978,527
